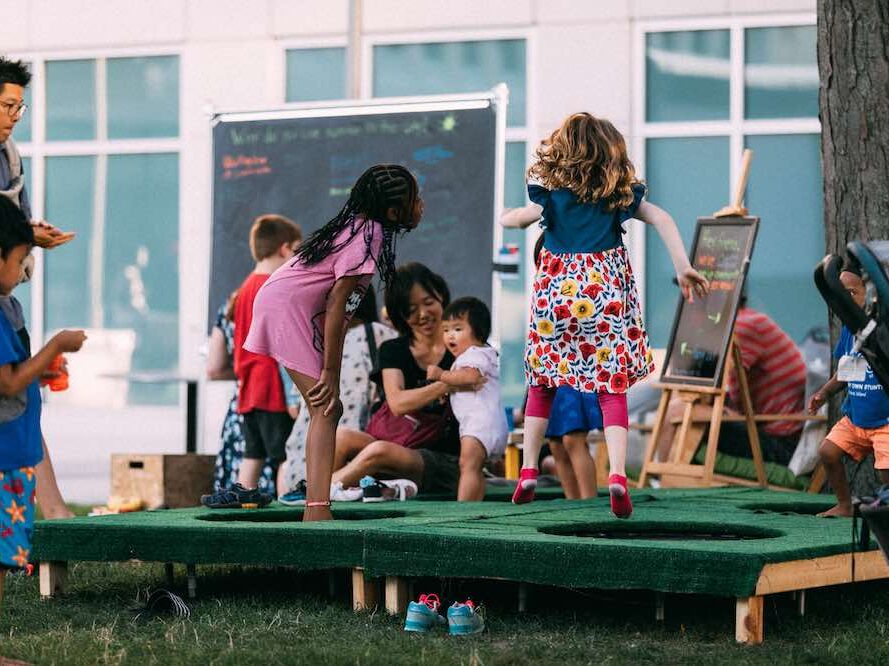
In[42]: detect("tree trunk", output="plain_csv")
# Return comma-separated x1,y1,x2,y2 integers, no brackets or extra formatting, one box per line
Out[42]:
818,0,889,495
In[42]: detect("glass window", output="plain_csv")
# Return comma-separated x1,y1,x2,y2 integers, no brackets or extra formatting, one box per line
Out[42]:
646,30,730,123
17,157,31,325
46,60,96,141
104,153,179,404
500,141,528,407
644,137,730,347
745,26,818,120
44,156,95,331
107,56,179,139
374,40,526,126
744,134,824,341
285,48,346,103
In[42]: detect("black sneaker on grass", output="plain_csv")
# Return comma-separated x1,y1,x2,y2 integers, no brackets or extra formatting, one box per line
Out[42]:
200,483,272,509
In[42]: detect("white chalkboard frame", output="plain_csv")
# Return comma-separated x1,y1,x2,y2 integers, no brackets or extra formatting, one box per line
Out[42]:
660,215,760,388
205,86,508,342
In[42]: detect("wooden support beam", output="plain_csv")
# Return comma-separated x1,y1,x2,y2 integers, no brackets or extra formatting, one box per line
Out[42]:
384,576,408,616
351,568,378,611
39,561,67,598
735,595,764,644
755,550,889,594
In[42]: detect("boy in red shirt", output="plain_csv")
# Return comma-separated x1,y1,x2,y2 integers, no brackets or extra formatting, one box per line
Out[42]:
203,214,301,508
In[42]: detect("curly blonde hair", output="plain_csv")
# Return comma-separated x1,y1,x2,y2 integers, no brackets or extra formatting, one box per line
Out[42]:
528,113,639,211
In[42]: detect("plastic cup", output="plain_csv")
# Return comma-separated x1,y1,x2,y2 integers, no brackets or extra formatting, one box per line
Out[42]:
45,354,69,392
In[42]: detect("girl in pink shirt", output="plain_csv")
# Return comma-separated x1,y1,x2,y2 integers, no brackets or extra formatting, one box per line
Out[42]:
245,164,423,521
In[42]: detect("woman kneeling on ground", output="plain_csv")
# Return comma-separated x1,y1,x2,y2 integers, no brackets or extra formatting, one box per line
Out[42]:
331,262,479,499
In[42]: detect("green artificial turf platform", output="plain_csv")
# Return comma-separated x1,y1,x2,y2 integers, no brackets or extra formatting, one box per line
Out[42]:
33,488,877,599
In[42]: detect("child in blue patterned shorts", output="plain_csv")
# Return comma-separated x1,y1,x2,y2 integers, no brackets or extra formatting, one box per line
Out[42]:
0,197,85,609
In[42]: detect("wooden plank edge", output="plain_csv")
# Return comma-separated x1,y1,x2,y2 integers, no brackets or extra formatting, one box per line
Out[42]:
755,550,889,595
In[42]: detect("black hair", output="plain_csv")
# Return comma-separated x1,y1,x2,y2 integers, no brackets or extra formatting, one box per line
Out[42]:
384,262,450,338
294,164,419,286
443,297,491,344
0,57,31,93
533,232,545,267
842,256,863,277
352,287,379,324
0,196,33,258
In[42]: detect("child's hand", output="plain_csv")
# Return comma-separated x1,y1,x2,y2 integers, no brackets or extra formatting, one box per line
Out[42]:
41,356,68,382
807,391,826,414
677,266,709,303
31,221,76,249
308,370,340,416
52,330,87,353
427,366,443,382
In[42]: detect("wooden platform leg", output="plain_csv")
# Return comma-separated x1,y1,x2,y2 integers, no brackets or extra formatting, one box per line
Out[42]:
655,592,665,622
39,561,67,598
186,564,197,599
384,576,408,616
736,595,764,644
351,568,378,611
164,562,175,587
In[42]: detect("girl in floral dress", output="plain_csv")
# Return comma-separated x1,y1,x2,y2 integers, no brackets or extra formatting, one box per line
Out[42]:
501,113,707,517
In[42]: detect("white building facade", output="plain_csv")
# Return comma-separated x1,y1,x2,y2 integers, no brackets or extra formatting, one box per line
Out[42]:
5,0,821,499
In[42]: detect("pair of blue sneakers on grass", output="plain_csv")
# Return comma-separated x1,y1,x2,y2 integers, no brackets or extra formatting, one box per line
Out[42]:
404,593,484,636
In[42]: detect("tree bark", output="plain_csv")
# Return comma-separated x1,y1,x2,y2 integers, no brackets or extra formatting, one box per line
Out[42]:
819,0,889,495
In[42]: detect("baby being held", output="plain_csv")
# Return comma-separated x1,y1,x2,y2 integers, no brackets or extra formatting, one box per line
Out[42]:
427,297,508,500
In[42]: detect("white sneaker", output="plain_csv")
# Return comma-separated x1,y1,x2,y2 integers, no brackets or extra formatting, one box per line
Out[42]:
330,481,363,502
362,478,418,502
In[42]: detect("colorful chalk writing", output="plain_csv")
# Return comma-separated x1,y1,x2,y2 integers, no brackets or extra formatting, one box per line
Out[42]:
662,218,759,386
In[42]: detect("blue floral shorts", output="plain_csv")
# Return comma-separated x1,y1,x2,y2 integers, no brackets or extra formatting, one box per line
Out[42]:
0,467,37,570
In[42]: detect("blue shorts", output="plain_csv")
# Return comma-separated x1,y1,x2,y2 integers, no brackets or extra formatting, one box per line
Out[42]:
0,466,37,570
545,387,603,438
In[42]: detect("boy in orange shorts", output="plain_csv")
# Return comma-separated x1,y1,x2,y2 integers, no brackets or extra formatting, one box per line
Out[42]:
808,268,889,517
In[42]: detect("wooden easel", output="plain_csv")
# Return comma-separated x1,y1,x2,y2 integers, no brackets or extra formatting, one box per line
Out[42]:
637,337,768,488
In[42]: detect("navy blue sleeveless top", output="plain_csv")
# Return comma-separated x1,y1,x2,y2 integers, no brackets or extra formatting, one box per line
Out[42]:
529,181,646,254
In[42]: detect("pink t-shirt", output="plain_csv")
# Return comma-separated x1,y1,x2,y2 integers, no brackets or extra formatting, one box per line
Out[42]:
244,217,383,379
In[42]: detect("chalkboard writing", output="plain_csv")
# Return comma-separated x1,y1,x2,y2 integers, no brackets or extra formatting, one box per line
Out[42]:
208,99,500,327
661,217,759,386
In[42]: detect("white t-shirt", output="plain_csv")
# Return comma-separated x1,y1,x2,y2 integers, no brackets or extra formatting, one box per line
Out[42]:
449,345,508,456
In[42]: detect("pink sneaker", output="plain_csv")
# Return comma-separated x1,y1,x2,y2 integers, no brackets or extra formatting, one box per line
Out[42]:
512,468,538,504
608,474,633,519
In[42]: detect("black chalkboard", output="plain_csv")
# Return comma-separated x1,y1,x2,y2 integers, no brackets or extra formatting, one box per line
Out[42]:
208,96,501,327
661,216,759,387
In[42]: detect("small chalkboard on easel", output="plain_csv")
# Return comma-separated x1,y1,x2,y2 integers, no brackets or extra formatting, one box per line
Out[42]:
661,216,759,387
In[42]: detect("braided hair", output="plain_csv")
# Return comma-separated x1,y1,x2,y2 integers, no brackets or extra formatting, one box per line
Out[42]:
294,164,418,285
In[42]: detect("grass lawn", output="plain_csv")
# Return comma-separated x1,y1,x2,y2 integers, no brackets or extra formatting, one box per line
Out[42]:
2,558,889,665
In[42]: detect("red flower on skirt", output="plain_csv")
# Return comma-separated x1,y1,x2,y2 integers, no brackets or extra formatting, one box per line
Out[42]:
582,283,603,299
554,304,571,320
610,373,628,392
627,327,642,340
547,257,565,276
596,321,610,334
537,297,548,308
604,301,623,316
597,369,612,383
580,342,597,360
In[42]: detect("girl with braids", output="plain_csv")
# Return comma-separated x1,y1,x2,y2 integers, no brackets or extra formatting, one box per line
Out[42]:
501,113,707,517
245,164,423,521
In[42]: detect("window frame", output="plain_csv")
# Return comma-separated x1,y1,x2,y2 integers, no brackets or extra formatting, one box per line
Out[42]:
8,45,182,354
631,13,818,317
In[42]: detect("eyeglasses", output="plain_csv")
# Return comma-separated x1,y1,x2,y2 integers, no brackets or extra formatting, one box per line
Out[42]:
0,101,27,119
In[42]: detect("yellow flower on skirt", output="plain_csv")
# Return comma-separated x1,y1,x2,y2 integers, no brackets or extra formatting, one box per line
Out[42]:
529,353,542,370
588,270,604,285
571,299,594,319
559,279,579,297
536,319,555,336
558,359,569,375
597,347,612,363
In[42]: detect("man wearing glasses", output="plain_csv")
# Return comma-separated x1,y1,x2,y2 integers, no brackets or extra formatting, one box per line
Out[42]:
0,56,76,520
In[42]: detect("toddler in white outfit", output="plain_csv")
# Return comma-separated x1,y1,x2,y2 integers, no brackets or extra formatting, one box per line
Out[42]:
427,297,508,500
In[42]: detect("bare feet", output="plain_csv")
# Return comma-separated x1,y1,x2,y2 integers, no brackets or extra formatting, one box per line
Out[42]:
302,506,333,522
41,506,75,520
817,504,853,518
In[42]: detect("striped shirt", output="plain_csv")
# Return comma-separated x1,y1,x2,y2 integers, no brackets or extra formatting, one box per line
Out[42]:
727,308,806,437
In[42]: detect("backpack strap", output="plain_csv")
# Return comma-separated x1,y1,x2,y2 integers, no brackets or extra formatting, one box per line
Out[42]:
364,321,379,369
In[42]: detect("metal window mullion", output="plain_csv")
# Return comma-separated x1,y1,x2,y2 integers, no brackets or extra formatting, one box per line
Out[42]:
90,58,108,330
730,21,745,206
30,57,47,347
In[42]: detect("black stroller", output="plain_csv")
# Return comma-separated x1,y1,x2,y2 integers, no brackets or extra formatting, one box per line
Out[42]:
814,241,889,561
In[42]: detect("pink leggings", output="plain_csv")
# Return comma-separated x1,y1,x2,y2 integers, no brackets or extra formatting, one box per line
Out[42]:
525,385,629,429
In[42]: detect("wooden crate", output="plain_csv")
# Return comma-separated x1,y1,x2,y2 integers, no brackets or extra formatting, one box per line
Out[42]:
110,454,215,509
